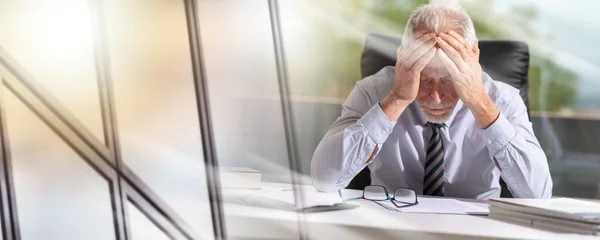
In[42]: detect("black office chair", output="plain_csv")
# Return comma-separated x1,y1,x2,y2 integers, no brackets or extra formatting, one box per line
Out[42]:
348,33,532,198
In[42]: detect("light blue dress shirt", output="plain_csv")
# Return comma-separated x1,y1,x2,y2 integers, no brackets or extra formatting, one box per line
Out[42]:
311,66,553,199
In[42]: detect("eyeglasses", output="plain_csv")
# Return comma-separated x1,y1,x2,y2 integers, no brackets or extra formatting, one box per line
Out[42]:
362,185,418,208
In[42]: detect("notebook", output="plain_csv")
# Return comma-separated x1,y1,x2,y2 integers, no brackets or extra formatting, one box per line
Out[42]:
489,198,600,224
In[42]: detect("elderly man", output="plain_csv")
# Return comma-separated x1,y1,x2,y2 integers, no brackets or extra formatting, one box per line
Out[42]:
311,3,552,199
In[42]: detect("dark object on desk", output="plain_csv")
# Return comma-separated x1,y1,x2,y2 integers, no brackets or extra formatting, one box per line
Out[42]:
349,33,533,198
300,203,359,213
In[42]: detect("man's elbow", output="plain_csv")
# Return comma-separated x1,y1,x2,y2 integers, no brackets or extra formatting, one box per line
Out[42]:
539,176,553,199
312,177,340,192
516,174,553,199
535,158,553,199
310,161,347,192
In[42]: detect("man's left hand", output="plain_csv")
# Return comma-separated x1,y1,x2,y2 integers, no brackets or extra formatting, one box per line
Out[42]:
436,31,500,129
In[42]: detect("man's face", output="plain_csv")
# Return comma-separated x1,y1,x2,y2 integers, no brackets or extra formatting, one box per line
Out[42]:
416,50,460,123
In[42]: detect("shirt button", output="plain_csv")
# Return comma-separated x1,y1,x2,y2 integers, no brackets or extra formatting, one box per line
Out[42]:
381,130,386,135
487,140,492,144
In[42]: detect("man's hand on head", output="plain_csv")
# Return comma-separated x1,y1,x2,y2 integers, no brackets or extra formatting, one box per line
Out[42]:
380,31,437,122
436,31,500,129
436,31,484,104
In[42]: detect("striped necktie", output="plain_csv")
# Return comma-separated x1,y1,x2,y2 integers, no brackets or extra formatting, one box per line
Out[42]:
423,123,445,196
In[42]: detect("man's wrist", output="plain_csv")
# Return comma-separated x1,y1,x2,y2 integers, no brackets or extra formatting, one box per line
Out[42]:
466,93,500,129
380,94,412,122
383,93,412,107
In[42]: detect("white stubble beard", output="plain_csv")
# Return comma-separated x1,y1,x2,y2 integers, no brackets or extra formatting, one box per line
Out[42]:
418,101,456,124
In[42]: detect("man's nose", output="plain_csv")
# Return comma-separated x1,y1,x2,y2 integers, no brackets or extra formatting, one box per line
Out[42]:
430,90,442,104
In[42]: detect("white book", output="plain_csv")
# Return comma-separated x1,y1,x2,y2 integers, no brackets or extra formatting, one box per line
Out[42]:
219,167,261,189
489,205,600,235
489,198,600,225
490,212,600,236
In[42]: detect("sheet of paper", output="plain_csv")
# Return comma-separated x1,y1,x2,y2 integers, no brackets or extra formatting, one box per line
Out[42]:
375,197,489,215
223,188,343,211
254,190,343,209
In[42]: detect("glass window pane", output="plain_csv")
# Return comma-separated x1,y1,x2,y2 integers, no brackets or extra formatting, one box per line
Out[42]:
102,1,214,239
3,88,115,240
197,0,293,182
0,0,105,143
196,1,301,238
128,201,170,240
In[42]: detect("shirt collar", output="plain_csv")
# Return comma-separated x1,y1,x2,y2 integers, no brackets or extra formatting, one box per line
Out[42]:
413,99,464,128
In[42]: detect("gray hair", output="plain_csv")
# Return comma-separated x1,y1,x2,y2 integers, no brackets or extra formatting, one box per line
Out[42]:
403,3,477,47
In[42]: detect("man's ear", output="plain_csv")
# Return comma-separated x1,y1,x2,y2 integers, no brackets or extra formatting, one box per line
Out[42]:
474,40,480,59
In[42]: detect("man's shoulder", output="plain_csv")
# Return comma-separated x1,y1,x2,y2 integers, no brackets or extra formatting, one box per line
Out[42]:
354,66,395,97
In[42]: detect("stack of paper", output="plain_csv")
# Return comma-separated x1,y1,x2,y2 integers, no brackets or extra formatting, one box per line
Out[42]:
489,198,600,236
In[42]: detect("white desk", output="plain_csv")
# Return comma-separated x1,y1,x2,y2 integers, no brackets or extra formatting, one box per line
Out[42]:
221,182,600,240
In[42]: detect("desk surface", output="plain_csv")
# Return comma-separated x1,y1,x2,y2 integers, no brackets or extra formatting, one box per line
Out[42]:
222,182,600,240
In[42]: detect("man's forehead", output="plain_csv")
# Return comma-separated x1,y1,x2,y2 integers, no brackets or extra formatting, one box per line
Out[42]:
425,54,445,70
421,55,450,78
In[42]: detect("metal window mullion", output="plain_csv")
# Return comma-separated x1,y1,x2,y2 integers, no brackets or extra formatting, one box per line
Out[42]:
0,46,113,163
0,76,20,240
123,182,189,240
121,166,199,240
2,46,196,239
183,0,226,239
5,69,196,239
2,46,193,239
2,75,117,180
267,0,307,239
87,0,129,239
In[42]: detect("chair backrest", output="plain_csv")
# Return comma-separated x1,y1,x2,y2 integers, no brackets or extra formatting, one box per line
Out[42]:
349,33,531,198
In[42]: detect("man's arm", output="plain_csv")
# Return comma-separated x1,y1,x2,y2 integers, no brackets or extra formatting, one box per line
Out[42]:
436,31,552,198
311,32,437,192
483,93,553,198
310,83,396,192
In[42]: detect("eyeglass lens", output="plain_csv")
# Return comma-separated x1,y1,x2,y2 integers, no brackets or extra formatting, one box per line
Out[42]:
363,185,388,200
393,188,417,204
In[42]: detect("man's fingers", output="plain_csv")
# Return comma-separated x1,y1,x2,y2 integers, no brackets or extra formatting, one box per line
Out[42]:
412,47,437,72
410,33,436,50
399,30,429,59
437,36,469,72
436,48,462,80
440,32,470,61
404,38,436,69
397,32,436,64
410,30,429,42
448,31,471,51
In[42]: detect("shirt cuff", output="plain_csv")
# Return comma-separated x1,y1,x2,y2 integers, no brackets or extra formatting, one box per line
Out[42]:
483,112,516,154
357,103,396,144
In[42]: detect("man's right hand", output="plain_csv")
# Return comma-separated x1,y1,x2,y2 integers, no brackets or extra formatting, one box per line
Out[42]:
380,31,437,122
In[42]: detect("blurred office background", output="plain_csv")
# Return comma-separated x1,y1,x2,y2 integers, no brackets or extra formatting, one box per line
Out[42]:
0,0,598,239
